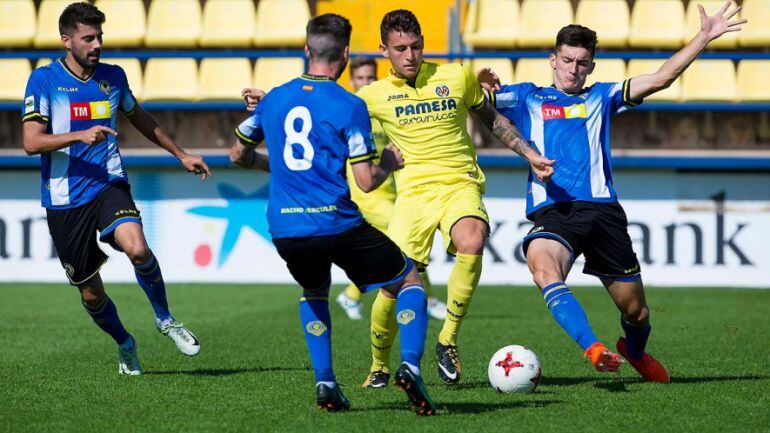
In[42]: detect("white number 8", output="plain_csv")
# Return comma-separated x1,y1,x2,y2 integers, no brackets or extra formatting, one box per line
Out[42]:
283,106,314,171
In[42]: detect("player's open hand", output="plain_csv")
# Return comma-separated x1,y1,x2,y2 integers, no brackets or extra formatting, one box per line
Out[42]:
530,154,555,183
477,68,501,92
700,1,746,42
80,125,117,145
242,88,266,112
180,153,213,181
379,143,405,173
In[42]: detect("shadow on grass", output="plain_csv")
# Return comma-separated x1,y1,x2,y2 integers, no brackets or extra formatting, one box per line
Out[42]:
543,374,769,391
368,399,561,414
145,366,309,376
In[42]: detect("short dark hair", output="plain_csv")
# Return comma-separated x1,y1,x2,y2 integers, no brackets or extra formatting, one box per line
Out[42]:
349,57,377,74
555,24,598,57
59,2,105,36
380,9,421,45
305,13,352,62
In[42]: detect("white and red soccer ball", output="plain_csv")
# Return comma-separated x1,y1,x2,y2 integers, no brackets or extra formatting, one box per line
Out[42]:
488,345,542,394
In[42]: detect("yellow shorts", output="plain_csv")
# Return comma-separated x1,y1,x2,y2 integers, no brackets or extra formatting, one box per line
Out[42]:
357,191,395,233
387,181,488,265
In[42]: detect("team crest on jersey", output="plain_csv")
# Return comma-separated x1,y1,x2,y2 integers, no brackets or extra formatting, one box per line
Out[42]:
306,321,328,336
397,309,416,325
435,85,450,97
98,80,111,95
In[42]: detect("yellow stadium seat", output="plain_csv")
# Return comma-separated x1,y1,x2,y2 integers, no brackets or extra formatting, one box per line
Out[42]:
585,58,626,87
518,0,573,48
254,58,305,92
199,58,253,101
34,0,71,48
143,58,198,102
626,59,681,102
254,0,309,47
681,60,736,102
515,58,553,87
0,59,32,101
629,0,685,49
684,0,738,48
737,60,770,102
0,0,36,48
200,0,255,48
145,0,201,48
471,58,515,85
36,58,53,69
464,0,519,49
95,0,145,47
104,58,143,100
739,0,770,47
575,0,629,48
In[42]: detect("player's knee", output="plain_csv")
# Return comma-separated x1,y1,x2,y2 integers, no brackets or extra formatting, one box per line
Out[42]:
531,269,562,290
624,304,649,325
453,232,485,255
123,241,150,264
79,281,105,306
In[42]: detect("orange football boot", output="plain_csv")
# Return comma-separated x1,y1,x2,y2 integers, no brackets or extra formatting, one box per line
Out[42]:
583,342,623,372
616,337,670,383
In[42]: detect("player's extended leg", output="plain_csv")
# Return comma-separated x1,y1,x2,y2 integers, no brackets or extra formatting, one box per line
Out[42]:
527,238,621,372
112,222,200,356
336,283,364,320
421,270,447,320
435,216,487,385
602,278,670,382
78,274,141,375
363,289,397,388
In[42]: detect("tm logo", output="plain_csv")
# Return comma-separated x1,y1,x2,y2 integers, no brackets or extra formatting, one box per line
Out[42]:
187,183,271,268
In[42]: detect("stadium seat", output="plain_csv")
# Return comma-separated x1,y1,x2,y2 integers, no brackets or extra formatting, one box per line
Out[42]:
514,58,553,87
0,0,36,48
143,58,198,102
737,60,770,102
105,58,143,100
626,59,681,102
94,0,145,47
36,58,53,69
629,0,685,49
575,0,629,48
471,59,515,86
684,0,738,48
739,0,770,47
200,0,255,48
34,0,71,48
254,0,309,47
145,0,201,48
463,0,519,49
254,58,305,92
681,60,736,102
518,0,573,48
199,58,253,101
585,58,626,87
0,59,32,101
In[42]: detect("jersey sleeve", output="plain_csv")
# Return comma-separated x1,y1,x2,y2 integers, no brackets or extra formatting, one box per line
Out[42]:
489,82,530,125
22,69,50,124
234,99,265,147
345,98,377,164
116,66,138,116
600,80,642,115
462,63,486,111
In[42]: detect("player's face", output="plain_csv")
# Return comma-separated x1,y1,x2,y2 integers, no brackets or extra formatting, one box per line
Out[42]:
349,65,377,91
62,24,103,69
550,45,595,93
380,31,424,81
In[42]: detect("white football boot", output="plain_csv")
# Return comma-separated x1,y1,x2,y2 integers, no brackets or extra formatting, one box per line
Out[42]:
336,291,363,320
159,320,200,356
118,337,142,376
427,297,447,321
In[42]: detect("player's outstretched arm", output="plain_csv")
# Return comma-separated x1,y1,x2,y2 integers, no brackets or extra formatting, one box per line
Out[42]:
472,99,555,182
125,105,212,180
350,144,404,192
23,121,116,155
628,0,746,101
229,140,270,172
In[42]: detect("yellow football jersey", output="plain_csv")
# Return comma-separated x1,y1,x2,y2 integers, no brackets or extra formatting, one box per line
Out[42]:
356,62,486,191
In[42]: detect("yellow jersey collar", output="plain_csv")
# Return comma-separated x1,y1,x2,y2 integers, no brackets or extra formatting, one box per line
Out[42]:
387,61,433,86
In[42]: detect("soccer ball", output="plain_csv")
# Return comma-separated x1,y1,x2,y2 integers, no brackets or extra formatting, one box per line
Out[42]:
488,345,542,394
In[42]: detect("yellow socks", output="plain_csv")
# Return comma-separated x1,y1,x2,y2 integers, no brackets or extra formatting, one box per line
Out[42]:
438,253,482,346
419,270,432,298
344,282,362,302
369,290,397,373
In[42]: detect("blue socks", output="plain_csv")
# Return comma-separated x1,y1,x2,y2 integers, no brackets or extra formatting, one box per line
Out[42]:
299,295,335,383
396,284,428,371
134,252,172,326
541,282,598,351
621,316,651,359
83,295,131,346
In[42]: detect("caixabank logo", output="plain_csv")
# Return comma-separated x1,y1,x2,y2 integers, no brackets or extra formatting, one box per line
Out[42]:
186,183,271,268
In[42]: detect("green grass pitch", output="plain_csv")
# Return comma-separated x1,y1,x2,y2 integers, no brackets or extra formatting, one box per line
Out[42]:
1,283,768,433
